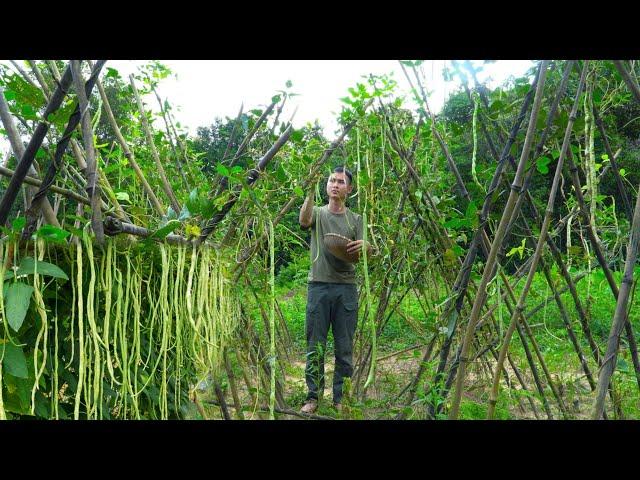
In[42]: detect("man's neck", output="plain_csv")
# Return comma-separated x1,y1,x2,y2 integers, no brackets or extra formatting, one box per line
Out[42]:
327,198,346,214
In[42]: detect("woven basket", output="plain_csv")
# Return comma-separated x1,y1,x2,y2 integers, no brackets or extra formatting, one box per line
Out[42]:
323,233,359,263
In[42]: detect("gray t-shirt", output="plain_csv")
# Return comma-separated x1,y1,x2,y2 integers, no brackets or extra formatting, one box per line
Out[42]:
306,205,363,284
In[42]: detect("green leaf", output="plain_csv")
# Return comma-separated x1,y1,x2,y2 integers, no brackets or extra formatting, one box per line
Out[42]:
444,218,464,229
149,220,180,240
465,201,477,222
35,225,71,243
3,282,34,331
286,80,293,88
620,168,626,177
293,186,304,197
271,94,282,104
291,130,304,142
3,90,17,101
0,342,28,378
216,163,230,176
186,188,202,215
105,67,120,79
16,257,69,280
178,205,191,221
617,357,630,374
506,246,520,258
446,310,459,340
490,99,505,112
536,156,551,175
12,217,26,232
115,192,130,202
276,164,287,182
21,104,37,119
166,206,177,221
36,147,46,159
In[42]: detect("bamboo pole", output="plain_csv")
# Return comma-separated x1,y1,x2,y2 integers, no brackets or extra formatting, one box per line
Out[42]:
71,60,104,246
0,62,74,226
229,99,277,167
129,74,181,213
222,103,244,162
102,216,192,245
223,349,245,420
592,105,633,223
400,62,570,417
94,71,165,216
486,63,588,418
593,183,640,418
197,125,293,244
449,60,551,419
565,146,640,389
26,60,51,97
213,380,231,420
0,86,60,227
210,100,279,200
0,166,90,204
46,60,129,222
613,60,640,105
20,60,107,239
148,80,191,191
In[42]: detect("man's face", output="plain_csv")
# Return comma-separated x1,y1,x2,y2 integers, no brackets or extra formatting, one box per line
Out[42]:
326,171,352,201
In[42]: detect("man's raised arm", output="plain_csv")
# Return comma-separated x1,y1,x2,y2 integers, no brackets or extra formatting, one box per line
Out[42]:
299,187,315,229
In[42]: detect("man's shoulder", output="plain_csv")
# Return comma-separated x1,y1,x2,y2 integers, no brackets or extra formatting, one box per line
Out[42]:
345,208,362,221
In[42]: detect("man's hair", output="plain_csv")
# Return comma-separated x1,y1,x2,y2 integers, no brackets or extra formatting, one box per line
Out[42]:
332,166,353,185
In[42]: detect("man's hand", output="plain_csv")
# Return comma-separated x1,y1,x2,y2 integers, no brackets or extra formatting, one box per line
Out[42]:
347,240,375,259
299,184,316,229
346,240,364,255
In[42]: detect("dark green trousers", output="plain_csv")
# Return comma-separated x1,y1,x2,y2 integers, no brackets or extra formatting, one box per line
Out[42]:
305,281,358,404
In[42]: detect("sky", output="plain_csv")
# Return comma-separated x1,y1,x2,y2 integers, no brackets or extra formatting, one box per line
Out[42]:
1,60,535,156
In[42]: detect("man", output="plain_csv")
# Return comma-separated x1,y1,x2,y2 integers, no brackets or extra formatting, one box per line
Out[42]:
298,166,373,414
